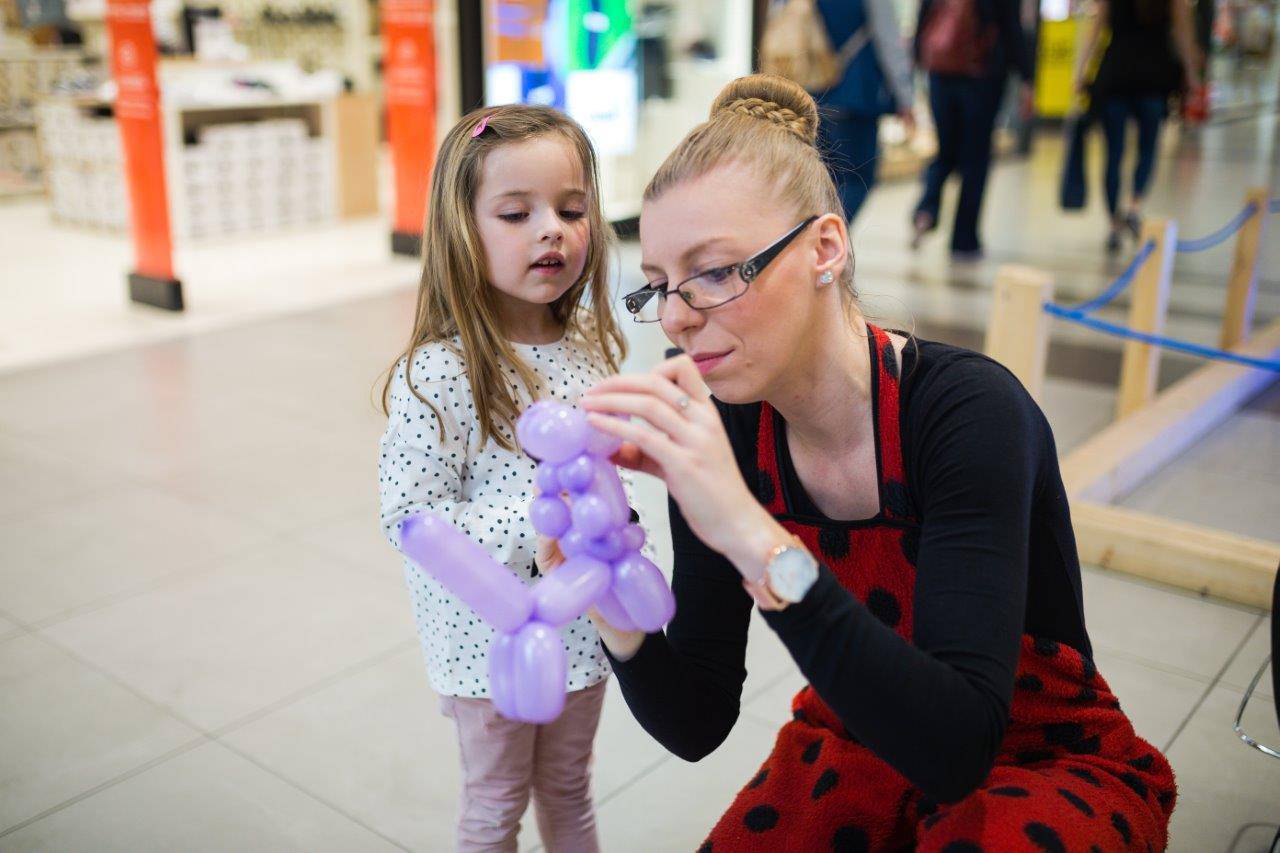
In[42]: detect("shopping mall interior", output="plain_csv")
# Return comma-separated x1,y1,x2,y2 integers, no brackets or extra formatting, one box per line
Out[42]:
1,0,1279,850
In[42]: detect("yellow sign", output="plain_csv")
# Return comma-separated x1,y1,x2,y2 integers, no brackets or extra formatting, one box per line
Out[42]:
1035,18,1079,118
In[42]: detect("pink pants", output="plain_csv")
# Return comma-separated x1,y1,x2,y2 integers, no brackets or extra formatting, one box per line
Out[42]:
440,679,607,853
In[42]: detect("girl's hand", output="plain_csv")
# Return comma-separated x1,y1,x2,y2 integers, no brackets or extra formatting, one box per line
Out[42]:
581,355,781,579
534,534,565,575
536,532,646,658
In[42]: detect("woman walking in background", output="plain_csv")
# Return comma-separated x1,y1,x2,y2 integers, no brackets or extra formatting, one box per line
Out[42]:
910,0,1035,259
1075,0,1201,253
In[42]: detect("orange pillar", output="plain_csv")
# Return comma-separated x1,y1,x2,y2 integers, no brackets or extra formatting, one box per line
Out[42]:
382,0,437,256
106,0,183,309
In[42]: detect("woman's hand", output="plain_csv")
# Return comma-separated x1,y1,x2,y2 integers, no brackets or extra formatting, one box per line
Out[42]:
581,355,784,580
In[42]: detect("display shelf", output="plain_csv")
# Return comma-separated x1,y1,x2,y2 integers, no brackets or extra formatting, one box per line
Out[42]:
0,47,85,112
36,89,377,238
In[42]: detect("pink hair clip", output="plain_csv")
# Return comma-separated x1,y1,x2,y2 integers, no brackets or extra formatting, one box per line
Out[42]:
471,114,493,138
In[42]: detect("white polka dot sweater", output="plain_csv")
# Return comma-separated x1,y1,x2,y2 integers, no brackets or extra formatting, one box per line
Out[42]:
379,331,645,698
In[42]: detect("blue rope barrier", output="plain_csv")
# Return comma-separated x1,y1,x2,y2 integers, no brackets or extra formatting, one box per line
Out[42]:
1033,195,1280,373
1069,240,1157,315
1174,202,1259,253
1043,304,1280,371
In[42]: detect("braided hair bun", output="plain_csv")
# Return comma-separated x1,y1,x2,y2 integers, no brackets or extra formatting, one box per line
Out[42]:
709,75,819,146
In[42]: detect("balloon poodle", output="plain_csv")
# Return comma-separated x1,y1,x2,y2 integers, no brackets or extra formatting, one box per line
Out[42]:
398,401,675,723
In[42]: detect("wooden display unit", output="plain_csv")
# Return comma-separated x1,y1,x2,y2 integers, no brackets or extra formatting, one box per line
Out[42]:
986,188,1279,608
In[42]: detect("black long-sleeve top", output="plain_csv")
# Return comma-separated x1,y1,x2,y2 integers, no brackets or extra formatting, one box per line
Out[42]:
606,339,1091,804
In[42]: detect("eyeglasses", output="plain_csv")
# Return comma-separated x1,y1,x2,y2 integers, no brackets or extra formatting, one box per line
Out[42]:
622,216,819,323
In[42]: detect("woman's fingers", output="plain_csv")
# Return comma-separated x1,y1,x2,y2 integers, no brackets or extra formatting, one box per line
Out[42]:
581,392,689,441
652,354,712,405
610,442,662,478
585,372,687,408
606,438,655,471
583,358,714,426
587,413,683,473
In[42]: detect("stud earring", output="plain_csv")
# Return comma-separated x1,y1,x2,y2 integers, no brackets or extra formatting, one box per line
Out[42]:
819,271,834,285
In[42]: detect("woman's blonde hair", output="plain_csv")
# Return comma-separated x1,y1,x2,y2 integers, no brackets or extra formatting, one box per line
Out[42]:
645,74,856,301
380,104,626,452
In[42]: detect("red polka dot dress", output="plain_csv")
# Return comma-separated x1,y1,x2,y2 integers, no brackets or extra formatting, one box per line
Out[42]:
699,325,1177,852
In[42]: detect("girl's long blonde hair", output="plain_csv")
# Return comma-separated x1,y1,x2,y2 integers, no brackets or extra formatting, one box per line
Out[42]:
380,105,627,451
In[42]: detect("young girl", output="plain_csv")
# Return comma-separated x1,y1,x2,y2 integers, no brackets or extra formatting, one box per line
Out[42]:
378,105,629,853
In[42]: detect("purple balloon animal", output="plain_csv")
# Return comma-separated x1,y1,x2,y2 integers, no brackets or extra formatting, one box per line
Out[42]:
398,402,675,723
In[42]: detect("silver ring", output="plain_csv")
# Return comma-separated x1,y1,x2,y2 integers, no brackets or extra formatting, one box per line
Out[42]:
675,394,691,411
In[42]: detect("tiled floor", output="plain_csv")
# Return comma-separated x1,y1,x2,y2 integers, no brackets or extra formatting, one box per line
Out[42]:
2,64,1279,852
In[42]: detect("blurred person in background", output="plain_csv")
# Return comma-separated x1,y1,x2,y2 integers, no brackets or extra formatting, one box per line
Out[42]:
910,0,1035,259
1074,0,1201,253
812,0,917,224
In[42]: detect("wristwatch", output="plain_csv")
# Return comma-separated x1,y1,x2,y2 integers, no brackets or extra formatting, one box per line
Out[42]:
762,536,819,604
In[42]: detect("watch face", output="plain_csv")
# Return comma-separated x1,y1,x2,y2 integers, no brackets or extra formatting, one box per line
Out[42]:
770,546,819,602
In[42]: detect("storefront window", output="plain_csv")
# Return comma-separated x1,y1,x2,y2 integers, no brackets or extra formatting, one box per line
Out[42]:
479,0,754,220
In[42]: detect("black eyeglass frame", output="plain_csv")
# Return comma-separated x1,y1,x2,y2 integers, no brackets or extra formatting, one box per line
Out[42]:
622,215,820,322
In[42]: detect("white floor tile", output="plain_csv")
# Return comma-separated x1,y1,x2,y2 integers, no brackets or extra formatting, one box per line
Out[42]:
1082,566,1259,680
1092,649,1211,750
1165,686,1280,853
0,200,419,375
1220,619,1275,703
591,676,674,802
41,540,415,731
0,437,121,523
1122,462,1280,542
742,669,810,730
0,483,275,625
290,509,401,585
593,714,780,852
157,431,379,535
221,645,449,851
1161,412,1280,487
0,741,403,851
0,634,200,832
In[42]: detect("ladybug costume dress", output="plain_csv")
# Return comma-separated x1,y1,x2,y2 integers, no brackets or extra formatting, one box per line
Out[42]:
608,327,1176,851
